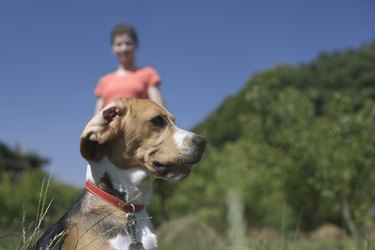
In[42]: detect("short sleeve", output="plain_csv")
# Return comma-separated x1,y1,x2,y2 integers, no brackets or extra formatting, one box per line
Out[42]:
147,67,161,87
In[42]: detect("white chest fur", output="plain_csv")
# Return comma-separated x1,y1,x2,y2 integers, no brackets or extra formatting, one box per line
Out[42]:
108,210,157,250
86,158,157,249
86,157,153,204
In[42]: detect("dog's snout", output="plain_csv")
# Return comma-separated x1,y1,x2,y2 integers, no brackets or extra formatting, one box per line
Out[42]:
193,135,207,151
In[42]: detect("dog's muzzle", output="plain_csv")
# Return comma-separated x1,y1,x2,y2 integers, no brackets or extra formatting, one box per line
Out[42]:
154,134,207,181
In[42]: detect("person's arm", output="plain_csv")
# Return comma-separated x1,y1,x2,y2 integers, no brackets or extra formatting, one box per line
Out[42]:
147,85,165,107
95,98,104,114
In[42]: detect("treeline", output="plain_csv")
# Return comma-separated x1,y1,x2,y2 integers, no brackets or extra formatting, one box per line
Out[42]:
150,40,375,237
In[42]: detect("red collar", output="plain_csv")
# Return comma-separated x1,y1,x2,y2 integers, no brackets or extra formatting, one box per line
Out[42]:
85,181,144,213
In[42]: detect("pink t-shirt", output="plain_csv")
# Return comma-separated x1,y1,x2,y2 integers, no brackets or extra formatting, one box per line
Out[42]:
95,67,160,107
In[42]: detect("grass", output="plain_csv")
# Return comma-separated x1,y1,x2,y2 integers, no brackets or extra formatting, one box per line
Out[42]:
1,177,375,249
2,214,375,250
156,215,375,250
2,229,375,250
0,176,54,250
0,175,151,249
158,231,375,250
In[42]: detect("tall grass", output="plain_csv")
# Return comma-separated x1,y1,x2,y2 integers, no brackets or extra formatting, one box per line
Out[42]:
0,175,53,249
24,176,53,249
2,177,375,250
0,176,152,249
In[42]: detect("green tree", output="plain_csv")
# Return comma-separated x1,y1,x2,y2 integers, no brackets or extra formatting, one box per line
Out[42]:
158,40,375,237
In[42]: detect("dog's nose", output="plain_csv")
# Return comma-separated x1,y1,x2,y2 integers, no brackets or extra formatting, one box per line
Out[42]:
193,135,207,151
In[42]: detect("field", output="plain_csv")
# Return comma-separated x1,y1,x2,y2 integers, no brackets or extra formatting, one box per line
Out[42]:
2,216,374,250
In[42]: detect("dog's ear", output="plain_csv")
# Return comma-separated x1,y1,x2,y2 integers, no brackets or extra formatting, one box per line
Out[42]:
80,104,125,162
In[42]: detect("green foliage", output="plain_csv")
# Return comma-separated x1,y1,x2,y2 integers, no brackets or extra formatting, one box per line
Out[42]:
152,40,375,237
0,142,80,246
0,169,79,229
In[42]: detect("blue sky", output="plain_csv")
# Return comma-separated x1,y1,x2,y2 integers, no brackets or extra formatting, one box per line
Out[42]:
1,1,374,187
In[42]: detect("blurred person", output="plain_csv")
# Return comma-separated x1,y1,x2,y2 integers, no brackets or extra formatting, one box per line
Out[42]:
88,23,166,196
94,23,164,113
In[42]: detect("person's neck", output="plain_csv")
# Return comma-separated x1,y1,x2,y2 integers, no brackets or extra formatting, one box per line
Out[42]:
118,63,136,72
115,64,136,76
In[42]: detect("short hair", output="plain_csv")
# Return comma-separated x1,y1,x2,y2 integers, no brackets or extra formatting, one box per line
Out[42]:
110,23,138,45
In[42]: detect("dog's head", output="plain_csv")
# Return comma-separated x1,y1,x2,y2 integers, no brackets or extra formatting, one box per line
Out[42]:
80,98,206,181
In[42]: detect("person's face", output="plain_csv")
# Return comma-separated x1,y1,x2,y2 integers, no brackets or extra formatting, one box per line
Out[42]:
112,34,138,65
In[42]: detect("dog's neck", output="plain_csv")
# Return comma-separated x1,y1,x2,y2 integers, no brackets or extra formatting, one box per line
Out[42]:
86,156,153,205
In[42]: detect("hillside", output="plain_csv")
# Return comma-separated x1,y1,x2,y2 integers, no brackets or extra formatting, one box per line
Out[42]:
156,40,375,237
195,41,375,146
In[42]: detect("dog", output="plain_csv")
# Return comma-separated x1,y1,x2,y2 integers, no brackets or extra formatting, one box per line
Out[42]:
36,98,206,250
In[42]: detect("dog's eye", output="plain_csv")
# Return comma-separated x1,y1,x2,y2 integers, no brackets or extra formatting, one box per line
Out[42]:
151,116,167,128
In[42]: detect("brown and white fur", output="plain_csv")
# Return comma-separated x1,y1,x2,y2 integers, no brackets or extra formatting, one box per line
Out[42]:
36,98,206,249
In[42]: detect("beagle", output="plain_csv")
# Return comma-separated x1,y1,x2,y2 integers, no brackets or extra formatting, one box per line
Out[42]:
36,98,206,250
